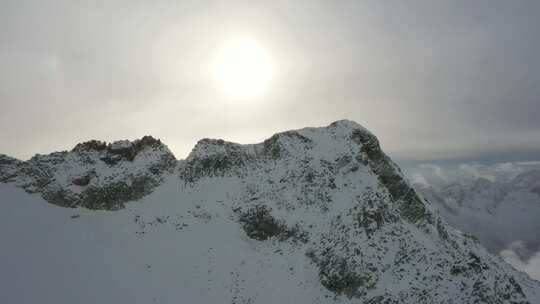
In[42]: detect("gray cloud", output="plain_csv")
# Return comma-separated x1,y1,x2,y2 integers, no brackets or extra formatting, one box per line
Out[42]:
1,0,540,161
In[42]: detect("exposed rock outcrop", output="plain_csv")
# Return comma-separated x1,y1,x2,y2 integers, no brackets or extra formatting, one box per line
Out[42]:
1,136,175,210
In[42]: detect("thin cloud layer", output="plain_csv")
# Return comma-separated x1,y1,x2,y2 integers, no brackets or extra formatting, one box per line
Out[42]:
406,161,539,188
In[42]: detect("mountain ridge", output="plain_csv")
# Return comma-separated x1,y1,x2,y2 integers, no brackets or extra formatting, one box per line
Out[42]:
1,120,540,303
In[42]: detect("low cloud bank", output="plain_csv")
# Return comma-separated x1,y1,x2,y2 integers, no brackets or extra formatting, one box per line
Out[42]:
500,241,540,281
405,161,540,282
405,161,540,188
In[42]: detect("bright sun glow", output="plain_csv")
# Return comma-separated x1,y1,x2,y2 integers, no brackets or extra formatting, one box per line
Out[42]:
214,39,272,98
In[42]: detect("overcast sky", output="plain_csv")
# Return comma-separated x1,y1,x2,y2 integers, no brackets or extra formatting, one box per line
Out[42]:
1,0,540,162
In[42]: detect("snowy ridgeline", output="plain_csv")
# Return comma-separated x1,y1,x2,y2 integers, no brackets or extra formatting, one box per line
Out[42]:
1,120,540,304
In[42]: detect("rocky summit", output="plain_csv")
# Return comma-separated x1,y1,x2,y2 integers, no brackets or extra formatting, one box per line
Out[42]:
0,136,176,210
1,120,539,304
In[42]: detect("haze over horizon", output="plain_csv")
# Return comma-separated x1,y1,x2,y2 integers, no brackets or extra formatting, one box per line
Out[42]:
2,1,540,164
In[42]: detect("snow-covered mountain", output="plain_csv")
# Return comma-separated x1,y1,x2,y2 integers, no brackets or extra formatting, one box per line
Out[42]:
0,136,176,210
1,120,539,304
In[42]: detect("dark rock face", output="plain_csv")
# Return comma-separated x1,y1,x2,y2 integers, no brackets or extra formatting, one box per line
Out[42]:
0,154,21,166
77,176,160,210
72,140,108,152
470,276,528,304
238,205,308,243
531,186,540,196
350,129,427,223
179,139,252,183
0,154,22,182
72,172,94,186
356,191,398,238
239,205,288,240
314,254,377,298
73,136,169,165
302,190,393,299
450,252,488,276
262,131,314,159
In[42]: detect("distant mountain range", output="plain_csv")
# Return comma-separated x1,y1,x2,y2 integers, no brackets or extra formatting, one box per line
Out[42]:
410,163,540,281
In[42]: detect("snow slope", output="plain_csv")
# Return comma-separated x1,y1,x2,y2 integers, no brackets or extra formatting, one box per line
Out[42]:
1,120,539,304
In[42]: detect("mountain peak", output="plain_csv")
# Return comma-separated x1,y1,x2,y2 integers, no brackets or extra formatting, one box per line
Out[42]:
329,118,369,131
1,135,176,209
71,135,171,161
186,120,371,160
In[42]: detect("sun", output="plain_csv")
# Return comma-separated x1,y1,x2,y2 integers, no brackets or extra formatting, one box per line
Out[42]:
214,39,272,99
